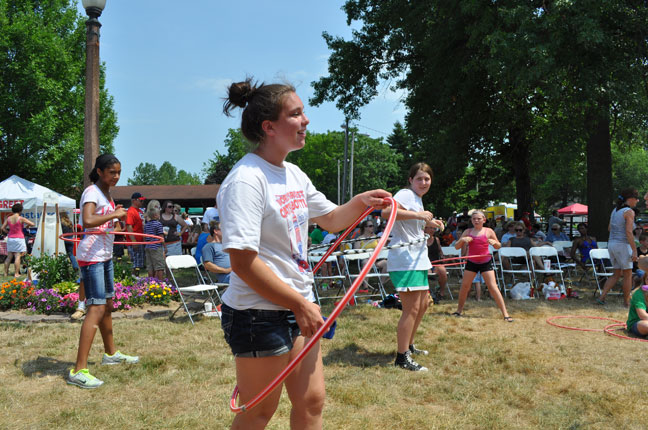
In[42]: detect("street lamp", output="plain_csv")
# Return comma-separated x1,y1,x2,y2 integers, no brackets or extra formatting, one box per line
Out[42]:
81,0,106,188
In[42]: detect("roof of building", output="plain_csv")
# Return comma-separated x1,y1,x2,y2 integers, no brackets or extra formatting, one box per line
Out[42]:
111,185,220,209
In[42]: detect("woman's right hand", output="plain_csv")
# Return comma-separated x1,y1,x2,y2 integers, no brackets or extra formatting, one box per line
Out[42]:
418,211,434,223
292,300,325,338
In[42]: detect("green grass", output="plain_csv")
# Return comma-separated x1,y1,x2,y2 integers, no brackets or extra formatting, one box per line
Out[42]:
1,282,647,429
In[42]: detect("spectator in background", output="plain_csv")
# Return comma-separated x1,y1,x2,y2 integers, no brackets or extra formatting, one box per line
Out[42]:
309,224,324,245
201,203,219,227
194,220,215,266
202,222,231,283
546,210,562,233
546,224,569,243
143,206,165,280
440,226,455,246
1,203,35,277
125,192,146,276
570,223,598,270
160,200,189,256
494,216,506,240
530,223,546,242
521,212,532,230
500,221,517,244
456,207,470,225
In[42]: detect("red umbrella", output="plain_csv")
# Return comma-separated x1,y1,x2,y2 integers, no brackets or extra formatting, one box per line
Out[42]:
557,203,588,215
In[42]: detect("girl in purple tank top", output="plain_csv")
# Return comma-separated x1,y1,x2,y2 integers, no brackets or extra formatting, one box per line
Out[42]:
452,210,513,322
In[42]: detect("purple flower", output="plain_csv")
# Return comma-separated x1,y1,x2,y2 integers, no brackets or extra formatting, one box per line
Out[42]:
41,298,47,302
46,305,51,310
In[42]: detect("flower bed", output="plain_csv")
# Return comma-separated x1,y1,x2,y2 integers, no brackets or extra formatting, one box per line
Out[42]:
0,278,179,314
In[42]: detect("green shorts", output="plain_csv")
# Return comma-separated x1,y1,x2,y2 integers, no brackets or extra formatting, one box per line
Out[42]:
389,270,429,292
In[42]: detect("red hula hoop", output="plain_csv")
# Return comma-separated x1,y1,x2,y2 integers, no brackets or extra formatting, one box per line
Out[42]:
546,315,624,332
59,231,164,246
229,197,398,414
604,323,648,342
430,255,491,267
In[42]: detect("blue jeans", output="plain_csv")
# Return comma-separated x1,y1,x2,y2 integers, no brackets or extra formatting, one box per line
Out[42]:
81,260,114,306
221,303,301,358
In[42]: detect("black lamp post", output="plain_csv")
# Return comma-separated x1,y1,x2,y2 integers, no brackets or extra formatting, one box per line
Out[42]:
81,0,106,188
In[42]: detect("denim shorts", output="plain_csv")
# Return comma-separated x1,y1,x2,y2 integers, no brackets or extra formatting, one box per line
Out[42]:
628,321,646,337
80,260,115,306
220,303,301,358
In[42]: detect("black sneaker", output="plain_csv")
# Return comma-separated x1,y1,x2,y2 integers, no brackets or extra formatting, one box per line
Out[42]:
409,344,429,356
395,351,428,372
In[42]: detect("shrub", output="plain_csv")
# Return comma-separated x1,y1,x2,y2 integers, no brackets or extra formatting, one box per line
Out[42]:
0,279,35,310
53,281,79,295
113,256,137,286
25,254,76,289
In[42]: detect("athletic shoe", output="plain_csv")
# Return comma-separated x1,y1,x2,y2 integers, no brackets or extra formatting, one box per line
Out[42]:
395,351,428,372
66,368,103,389
101,350,139,365
409,344,429,356
70,308,86,320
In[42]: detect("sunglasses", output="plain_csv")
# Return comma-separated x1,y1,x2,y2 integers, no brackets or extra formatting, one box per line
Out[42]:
366,224,374,227
515,229,524,232
552,228,559,231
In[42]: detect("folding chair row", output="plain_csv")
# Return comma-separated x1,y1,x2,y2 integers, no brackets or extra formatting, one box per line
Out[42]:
165,255,227,325
498,246,568,297
341,250,389,302
308,253,347,306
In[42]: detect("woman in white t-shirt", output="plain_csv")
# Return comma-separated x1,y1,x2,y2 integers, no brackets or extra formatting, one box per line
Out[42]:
218,78,390,429
66,154,139,390
382,163,443,373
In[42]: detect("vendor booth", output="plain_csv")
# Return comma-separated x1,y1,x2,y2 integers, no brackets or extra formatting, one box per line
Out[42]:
0,175,77,257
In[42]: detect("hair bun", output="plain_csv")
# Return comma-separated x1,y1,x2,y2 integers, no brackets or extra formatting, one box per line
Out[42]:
229,79,256,108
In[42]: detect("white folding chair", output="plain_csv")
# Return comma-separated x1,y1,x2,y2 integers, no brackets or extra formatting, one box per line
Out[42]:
166,255,222,325
598,241,608,249
589,248,615,296
308,253,347,306
498,247,533,297
341,251,389,303
441,246,464,284
529,246,567,295
200,255,229,300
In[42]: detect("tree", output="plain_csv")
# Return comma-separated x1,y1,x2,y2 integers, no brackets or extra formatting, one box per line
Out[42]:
0,0,118,196
128,161,201,185
203,129,249,184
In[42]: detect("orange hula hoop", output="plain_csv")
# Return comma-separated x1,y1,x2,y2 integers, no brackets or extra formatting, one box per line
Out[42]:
59,231,164,246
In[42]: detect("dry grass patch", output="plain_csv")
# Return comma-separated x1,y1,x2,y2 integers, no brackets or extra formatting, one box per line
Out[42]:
1,290,647,429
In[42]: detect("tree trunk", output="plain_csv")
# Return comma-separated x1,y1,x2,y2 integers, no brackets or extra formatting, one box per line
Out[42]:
586,104,613,241
509,127,534,220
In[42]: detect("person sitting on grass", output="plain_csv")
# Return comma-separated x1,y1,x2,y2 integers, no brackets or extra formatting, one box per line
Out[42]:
627,258,648,338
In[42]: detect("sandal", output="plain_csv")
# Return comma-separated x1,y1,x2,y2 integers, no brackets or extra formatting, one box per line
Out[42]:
451,311,462,317
503,316,514,322
596,298,606,305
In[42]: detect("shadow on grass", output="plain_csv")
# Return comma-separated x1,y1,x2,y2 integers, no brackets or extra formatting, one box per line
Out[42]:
323,342,393,367
21,356,80,378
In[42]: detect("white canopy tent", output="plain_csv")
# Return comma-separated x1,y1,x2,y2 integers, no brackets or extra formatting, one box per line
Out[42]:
0,175,77,257
0,175,76,222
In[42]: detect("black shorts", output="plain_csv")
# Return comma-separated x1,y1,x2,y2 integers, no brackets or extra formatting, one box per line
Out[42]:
464,260,493,274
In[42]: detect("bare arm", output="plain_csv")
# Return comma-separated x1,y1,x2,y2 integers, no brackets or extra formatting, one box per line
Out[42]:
176,215,189,237
455,229,472,250
625,210,638,261
20,217,35,228
311,189,391,233
204,260,232,275
637,306,648,321
228,249,323,338
487,228,501,249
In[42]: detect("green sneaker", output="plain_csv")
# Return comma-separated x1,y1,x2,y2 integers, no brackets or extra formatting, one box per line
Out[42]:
101,350,139,365
66,368,104,389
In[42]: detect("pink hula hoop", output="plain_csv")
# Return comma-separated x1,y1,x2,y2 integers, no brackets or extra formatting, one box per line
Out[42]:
229,197,398,414
604,323,648,342
59,231,164,246
430,255,491,267
545,315,624,332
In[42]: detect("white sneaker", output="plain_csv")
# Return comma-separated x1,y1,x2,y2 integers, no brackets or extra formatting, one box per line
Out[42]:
67,368,104,389
101,350,139,365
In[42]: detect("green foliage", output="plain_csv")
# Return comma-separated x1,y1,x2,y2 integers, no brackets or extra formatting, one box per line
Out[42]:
203,129,250,184
0,0,118,195
25,253,76,289
52,281,78,295
128,161,201,185
113,256,136,286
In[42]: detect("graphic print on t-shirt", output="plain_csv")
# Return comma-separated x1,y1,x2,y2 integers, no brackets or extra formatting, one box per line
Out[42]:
276,190,310,273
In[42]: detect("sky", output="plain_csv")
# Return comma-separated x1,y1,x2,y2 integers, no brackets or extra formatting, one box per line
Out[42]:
76,0,407,182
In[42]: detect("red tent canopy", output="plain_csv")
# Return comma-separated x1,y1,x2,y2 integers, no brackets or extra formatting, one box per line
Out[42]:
557,203,588,215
